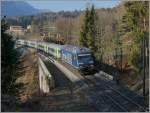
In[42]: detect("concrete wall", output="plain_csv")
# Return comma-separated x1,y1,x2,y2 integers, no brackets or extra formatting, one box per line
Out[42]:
39,53,88,89
38,57,54,93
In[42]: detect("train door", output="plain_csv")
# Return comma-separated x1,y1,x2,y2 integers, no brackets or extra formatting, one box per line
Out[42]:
44,45,48,53
56,48,61,58
66,53,72,65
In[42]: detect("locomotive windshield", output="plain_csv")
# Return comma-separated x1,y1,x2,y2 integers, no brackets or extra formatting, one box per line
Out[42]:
78,54,93,65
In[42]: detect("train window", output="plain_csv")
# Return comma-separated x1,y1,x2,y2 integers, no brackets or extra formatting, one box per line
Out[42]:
78,55,92,63
48,47,51,52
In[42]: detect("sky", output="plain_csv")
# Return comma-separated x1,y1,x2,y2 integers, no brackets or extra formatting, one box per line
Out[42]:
26,0,121,12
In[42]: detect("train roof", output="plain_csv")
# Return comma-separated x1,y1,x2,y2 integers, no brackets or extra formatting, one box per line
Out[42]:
38,41,63,49
62,45,91,54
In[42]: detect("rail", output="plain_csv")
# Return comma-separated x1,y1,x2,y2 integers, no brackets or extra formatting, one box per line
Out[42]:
38,53,145,112
84,74,146,112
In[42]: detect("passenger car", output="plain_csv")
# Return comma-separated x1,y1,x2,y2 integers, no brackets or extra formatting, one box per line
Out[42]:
16,39,94,70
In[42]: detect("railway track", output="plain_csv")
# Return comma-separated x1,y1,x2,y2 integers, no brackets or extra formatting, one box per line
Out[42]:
50,58,146,111
37,52,146,112
83,74,146,112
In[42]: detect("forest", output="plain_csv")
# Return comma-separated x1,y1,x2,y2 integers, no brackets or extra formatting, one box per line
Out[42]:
4,1,149,106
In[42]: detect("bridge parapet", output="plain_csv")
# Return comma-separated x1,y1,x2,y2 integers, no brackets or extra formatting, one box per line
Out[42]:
38,57,54,93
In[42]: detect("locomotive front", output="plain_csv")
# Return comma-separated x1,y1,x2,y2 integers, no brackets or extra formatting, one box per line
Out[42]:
77,48,94,72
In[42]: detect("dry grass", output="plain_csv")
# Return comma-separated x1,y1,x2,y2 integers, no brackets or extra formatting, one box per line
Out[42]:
16,48,39,103
16,48,94,112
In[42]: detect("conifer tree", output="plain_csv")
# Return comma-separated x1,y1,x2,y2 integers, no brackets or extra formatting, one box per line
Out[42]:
1,16,24,96
79,8,89,47
122,1,148,71
122,1,149,104
87,5,97,52
80,5,97,53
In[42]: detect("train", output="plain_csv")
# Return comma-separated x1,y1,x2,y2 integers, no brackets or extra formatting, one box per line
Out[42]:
16,39,94,71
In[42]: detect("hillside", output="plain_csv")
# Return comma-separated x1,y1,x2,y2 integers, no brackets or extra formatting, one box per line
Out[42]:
1,1,40,17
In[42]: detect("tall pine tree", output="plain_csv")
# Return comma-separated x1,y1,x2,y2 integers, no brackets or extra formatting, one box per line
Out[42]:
1,17,24,96
80,5,97,53
87,5,96,52
80,8,89,47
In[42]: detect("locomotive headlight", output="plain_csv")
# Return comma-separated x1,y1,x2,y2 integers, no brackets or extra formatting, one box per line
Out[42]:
79,65,83,68
90,64,94,67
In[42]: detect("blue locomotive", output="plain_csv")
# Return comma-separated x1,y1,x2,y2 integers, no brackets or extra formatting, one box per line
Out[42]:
16,39,94,70
61,45,94,70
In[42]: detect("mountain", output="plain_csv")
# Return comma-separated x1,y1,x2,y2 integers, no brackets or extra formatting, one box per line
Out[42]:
38,9,51,13
1,1,41,17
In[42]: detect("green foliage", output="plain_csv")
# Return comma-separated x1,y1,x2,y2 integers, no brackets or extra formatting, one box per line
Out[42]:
122,1,148,71
128,44,141,71
1,17,24,96
79,5,97,53
87,5,96,52
113,33,122,60
79,8,89,47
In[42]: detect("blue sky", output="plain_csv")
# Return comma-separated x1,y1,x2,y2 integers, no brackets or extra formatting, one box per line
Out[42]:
26,0,121,12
